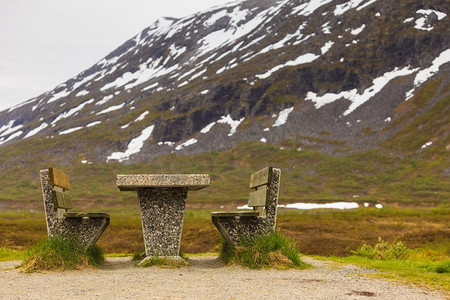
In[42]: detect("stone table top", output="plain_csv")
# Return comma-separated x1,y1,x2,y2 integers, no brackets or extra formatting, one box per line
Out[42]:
116,174,210,191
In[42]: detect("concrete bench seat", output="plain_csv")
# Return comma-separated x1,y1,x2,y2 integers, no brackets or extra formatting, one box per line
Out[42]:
40,167,110,248
63,212,111,218
211,167,281,245
210,211,260,217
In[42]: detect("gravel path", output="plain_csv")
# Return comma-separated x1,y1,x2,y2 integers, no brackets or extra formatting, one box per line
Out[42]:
0,256,445,299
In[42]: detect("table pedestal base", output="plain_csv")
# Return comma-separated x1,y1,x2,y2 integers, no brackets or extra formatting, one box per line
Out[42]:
137,187,188,257
138,255,185,266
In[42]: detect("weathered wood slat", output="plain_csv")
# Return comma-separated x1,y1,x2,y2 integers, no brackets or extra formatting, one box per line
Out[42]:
211,211,260,217
52,190,65,208
86,212,111,218
63,212,86,218
63,192,72,209
52,190,73,209
248,186,268,207
48,167,71,190
249,167,272,188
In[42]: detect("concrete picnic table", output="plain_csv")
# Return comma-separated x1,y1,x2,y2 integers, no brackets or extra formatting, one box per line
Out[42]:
116,174,210,262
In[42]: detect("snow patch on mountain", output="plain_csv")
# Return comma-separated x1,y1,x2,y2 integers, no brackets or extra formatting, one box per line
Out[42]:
142,82,159,92
196,6,268,58
421,141,433,149
292,0,334,16
76,90,89,97
306,66,418,116
273,107,294,127
351,24,366,35
96,103,125,115
175,138,198,151
96,95,114,106
198,115,245,136
24,123,49,139
52,99,94,125
0,131,23,145
356,0,379,11
204,9,228,27
0,121,23,137
87,121,101,128
134,111,149,122
200,122,216,134
107,125,155,162
414,9,447,31
321,41,334,54
405,49,450,100
59,127,83,135
47,87,71,104
334,0,379,16
256,52,319,79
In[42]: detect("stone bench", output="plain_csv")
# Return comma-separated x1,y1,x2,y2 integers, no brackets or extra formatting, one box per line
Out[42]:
40,168,110,248
211,167,281,245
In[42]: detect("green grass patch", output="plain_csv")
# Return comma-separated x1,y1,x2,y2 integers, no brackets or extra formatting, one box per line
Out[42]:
105,253,133,257
435,261,450,274
21,236,104,272
0,139,449,210
138,256,190,268
132,249,189,268
0,247,27,262
324,239,450,292
219,232,310,269
352,238,410,260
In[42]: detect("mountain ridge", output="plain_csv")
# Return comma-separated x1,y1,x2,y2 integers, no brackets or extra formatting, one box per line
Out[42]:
0,0,449,164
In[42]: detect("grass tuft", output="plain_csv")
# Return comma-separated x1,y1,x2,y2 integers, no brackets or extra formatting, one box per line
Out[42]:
132,251,146,262
133,250,189,268
220,232,310,269
435,261,450,274
352,237,410,260
21,236,104,272
138,256,190,268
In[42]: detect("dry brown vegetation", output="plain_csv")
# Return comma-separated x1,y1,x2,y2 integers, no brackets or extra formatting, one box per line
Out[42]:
1,207,448,257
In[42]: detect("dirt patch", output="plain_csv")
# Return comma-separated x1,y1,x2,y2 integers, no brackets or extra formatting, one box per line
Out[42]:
0,256,445,299
347,290,376,297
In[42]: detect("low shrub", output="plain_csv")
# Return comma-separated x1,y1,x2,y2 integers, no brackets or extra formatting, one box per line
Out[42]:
352,238,410,260
220,232,309,269
435,260,450,274
21,236,104,272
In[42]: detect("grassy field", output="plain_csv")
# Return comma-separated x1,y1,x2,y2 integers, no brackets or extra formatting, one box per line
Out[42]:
0,142,449,211
0,141,448,292
1,206,448,292
1,207,448,256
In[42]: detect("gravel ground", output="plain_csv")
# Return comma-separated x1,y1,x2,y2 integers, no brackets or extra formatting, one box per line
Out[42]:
0,256,446,299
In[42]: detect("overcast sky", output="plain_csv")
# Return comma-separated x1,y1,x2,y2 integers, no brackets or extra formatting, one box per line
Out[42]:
0,0,234,112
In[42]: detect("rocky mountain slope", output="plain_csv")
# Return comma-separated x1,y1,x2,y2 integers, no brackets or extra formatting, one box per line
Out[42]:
0,0,449,165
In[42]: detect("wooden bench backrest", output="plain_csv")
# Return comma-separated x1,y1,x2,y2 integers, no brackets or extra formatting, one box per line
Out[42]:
49,167,71,190
52,189,73,209
248,167,272,208
48,167,72,209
